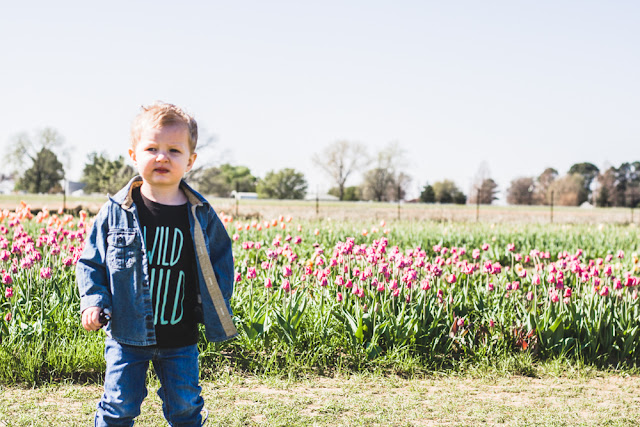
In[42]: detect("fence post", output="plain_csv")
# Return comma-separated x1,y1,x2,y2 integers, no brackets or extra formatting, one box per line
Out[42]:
550,190,554,223
235,182,239,217
397,183,401,221
63,177,67,213
476,188,480,222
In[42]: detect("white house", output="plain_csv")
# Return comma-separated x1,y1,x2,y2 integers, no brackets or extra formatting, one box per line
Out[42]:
304,193,340,202
230,191,258,200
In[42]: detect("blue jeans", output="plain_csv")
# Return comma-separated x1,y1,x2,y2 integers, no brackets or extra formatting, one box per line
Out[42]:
95,338,204,426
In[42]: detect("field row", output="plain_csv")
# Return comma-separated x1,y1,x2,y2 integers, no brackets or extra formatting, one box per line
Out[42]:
1,205,639,383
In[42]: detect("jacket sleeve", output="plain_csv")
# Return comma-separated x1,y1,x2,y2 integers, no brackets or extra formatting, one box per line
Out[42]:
76,204,112,313
205,207,235,303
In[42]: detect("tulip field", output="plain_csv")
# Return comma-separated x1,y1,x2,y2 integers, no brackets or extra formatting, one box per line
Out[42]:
1,202,640,384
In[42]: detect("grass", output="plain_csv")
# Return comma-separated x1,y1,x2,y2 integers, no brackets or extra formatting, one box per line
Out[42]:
1,193,638,224
1,369,639,426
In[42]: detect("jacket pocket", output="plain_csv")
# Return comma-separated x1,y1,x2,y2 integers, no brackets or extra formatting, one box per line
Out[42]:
107,228,138,270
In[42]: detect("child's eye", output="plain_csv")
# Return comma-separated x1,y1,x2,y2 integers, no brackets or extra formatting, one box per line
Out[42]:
146,147,157,152
170,149,181,153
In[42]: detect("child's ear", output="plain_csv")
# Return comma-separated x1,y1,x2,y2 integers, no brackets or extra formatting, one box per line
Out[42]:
128,147,137,164
186,152,197,172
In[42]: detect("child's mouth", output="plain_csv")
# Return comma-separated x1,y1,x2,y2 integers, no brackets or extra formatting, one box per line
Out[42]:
155,168,169,174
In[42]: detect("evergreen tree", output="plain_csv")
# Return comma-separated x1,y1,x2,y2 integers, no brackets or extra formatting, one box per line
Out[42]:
16,148,64,193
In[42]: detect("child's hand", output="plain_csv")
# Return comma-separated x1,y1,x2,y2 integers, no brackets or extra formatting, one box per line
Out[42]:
82,306,105,331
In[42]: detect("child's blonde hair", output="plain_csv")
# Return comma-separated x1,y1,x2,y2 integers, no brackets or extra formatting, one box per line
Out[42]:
130,102,198,152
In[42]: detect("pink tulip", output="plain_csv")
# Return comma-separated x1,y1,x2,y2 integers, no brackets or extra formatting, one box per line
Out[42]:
613,278,622,290
446,274,456,284
40,267,52,279
532,274,541,285
264,278,272,288
234,272,242,282
4,287,13,298
247,267,257,279
491,262,502,274
336,292,343,302
482,243,490,251
599,286,610,297
282,265,292,278
1,273,11,285
4,312,11,322
281,279,290,291
526,291,534,301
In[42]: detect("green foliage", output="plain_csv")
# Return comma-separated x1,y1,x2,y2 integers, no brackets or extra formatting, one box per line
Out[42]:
420,184,435,203
329,186,361,201
190,164,257,197
81,152,135,194
16,148,65,194
569,162,599,201
476,178,499,204
256,168,307,199
432,180,466,204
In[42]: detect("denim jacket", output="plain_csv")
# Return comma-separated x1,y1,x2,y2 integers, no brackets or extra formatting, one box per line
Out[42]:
77,177,237,345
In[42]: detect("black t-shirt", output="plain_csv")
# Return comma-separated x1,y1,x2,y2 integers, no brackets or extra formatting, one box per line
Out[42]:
133,187,199,348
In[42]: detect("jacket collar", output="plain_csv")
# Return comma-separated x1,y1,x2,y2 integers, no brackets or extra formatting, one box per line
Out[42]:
110,176,207,210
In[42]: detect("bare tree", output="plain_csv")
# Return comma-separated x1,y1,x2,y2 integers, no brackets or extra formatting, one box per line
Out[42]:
506,177,536,205
534,167,558,205
360,142,408,202
549,174,586,206
10,128,68,173
313,140,369,200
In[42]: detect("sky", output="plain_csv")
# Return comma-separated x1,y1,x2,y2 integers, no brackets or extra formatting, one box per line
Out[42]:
1,1,638,201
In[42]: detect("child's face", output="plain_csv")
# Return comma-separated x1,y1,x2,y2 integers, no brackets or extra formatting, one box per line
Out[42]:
128,124,197,191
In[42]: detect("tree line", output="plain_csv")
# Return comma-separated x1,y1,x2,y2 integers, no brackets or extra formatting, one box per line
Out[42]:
3,128,637,207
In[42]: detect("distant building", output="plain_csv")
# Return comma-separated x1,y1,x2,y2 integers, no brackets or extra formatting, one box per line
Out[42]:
230,191,258,200
66,181,87,196
304,193,340,202
0,179,15,194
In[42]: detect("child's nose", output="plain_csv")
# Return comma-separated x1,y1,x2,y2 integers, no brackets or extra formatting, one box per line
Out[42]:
156,152,168,161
